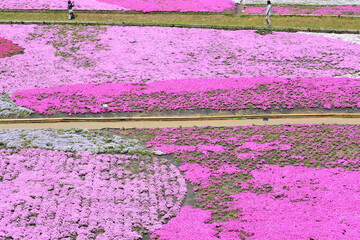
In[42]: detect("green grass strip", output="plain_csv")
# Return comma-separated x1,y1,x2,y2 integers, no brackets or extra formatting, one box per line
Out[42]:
0,11,359,31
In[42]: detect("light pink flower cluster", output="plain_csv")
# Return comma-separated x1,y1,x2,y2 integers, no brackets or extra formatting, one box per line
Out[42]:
0,149,186,239
1,25,360,94
0,0,127,10
11,77,360,114
97,0,233,12
245,5,360,15
0,37,24,59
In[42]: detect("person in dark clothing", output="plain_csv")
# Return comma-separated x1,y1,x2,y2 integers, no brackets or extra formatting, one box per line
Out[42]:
68,1,75,20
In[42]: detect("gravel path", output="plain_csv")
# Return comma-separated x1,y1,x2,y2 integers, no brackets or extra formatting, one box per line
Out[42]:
0,117,358,129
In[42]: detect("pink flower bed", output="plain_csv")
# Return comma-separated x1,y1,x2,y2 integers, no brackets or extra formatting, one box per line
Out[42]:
0,149,186,239
0,37,24,59
0,0,233,11
0,0,127,10
245,5,360,15
154,165,360,239
98,0,233,12
116,124,360,239
1,25,360,94
11,77,360,114
1,0,360,14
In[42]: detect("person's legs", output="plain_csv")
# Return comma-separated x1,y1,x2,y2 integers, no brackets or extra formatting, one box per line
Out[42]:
266,15,271,26
69,9,75,20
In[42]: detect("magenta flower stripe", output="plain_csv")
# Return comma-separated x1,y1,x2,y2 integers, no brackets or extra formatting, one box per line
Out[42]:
1,25,360,93
11,77,360,115
0,37,24,59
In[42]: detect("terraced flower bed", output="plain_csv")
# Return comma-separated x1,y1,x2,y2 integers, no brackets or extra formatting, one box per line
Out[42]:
115,124,360,239
1,0,360,15
0,129,186,239
1,24,359,118
0,0,233,11
11,77,360,115
1,25,359,94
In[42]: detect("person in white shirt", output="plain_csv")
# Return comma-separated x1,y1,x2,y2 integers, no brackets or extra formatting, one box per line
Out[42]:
265,1,273,26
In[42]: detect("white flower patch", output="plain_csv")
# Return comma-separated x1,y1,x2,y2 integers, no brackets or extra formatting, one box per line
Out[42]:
301,32,360,78
0,94,33,118
243,0,360,5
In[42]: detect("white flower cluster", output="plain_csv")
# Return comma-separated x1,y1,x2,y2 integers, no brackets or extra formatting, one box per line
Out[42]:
0,94,33,118
0,128,156,155
301,32,360,79
243,0,360,5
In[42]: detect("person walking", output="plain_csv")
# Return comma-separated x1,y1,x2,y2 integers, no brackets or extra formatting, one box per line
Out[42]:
265,1,273,26
68,0,75,20
233,0,245,15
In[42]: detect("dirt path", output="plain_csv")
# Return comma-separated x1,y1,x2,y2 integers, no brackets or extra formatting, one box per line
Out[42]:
0,117,358,129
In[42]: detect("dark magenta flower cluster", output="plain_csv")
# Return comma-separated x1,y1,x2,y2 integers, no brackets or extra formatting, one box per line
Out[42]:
0,37,24,59
11,77,360,115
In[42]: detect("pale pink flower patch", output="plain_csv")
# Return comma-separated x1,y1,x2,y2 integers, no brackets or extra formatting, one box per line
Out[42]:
0,149,187,239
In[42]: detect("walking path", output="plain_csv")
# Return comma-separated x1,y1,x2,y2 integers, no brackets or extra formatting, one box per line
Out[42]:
0,117,358,129
0,11,359,32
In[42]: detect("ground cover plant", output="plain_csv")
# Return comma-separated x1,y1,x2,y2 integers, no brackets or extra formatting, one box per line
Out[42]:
0,150,186,239
115,124,360,239
1,25,360,94
0,94,33,118
11,77,360,115
0,129,187,239
0,37,23,59
0,128,157,154
0,0,127,10
245,4,360,15
0,0,233,11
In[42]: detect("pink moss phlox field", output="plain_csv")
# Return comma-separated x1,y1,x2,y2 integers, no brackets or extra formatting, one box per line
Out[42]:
98,0,233,12
0,0,234,11
11,77,360,114
0,149,187,239
2,25,360,93
0,0,128,10
116,124,360,239
0,37,24,59
151,206,219,240
245,5,360,15
223,165,360,239
156,165,360,239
